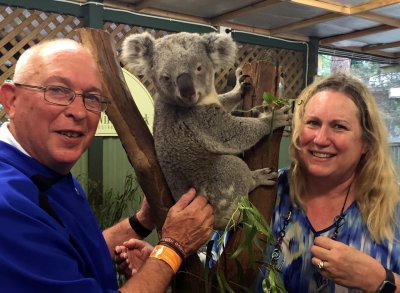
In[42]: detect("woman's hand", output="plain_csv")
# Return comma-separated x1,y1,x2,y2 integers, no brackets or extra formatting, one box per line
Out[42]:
311,236,387,293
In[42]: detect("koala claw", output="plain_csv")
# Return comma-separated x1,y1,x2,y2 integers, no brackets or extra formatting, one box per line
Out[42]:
276,104,291,114
263,170,278,180
272,104,293,129
235,67,251,86
252,168,278,188
264,171,278,186
238,74,250,84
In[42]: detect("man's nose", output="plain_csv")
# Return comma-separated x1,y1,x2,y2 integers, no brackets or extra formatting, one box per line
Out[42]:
65,94,87,119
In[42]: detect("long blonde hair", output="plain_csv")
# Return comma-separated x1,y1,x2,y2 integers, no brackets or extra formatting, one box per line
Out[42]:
289,73,399,242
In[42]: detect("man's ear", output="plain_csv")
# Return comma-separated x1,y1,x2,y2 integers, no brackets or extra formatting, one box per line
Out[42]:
0,82,17,119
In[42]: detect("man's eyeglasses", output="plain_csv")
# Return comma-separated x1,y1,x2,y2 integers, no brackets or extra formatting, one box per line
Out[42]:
14,83,110,113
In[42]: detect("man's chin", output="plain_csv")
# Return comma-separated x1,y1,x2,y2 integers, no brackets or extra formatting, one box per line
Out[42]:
50,152,82,174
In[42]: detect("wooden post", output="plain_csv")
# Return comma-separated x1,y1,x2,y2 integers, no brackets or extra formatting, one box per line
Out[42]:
211,61,283,291
75,28,205,292
242,61,283,221
76,27,173,226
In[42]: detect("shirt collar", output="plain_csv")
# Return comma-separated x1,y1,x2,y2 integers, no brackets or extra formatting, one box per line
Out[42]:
0,122,30,157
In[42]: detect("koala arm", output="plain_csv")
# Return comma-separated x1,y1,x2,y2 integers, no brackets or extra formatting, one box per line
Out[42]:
217,68,249,112
190,105,291,155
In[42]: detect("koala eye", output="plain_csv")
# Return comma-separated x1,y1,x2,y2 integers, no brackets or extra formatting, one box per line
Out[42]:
161,74,170,82
196,65,202,72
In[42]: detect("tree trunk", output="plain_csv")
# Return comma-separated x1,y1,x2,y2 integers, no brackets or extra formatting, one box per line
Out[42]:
76,27,204,293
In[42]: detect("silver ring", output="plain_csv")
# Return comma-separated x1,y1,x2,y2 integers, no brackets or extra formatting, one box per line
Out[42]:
317,260,324,270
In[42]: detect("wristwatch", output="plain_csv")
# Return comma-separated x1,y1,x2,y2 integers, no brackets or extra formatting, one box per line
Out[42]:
377,267,396,293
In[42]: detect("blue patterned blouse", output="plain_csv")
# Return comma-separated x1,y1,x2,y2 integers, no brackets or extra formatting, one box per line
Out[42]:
256,169,400,293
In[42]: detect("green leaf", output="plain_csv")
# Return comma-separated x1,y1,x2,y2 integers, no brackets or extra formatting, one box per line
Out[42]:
262,278,271,293
216,271,235,293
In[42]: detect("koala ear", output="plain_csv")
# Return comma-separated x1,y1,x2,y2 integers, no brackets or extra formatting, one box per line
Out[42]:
203,33,237,70
120,32,155,76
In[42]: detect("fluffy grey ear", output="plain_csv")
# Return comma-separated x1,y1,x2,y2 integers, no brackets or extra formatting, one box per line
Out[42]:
203,33,237,70
120,32,155,76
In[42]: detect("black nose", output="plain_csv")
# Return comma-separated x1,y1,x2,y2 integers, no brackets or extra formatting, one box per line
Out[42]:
177,73,195,99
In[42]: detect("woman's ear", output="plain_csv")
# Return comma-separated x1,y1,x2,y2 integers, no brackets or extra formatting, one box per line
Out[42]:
0,82,17,119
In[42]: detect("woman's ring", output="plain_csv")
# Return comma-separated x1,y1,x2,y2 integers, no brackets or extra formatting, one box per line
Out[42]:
317,260,325,270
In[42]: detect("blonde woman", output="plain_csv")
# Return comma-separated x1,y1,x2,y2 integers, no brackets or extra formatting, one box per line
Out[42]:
258,74,400,293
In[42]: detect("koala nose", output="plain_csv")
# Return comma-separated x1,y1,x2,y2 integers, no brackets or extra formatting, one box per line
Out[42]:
177,73,195,99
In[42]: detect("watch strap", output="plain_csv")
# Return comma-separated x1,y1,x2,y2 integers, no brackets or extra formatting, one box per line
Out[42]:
377,267,396,293
385,267,395,285
129,213,152,238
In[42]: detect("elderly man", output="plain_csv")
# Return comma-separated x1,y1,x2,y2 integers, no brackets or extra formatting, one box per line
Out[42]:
0,38,214,292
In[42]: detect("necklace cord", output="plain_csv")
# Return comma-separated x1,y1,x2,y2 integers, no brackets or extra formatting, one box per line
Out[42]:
339,182,352,216
332,182,352,240
272,182,353,264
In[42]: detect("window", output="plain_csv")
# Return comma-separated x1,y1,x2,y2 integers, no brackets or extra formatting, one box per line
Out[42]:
318,54,400,171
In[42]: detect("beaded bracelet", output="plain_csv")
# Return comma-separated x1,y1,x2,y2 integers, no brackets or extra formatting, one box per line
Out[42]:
158,237,186,259
128,213,152,238
150,245,182,273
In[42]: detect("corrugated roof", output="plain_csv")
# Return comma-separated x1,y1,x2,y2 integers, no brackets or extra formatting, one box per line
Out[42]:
102,0,400,61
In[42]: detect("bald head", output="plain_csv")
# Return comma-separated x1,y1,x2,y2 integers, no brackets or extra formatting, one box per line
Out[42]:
14,39,97,83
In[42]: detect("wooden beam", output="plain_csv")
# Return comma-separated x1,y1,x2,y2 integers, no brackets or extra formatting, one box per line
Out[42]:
362,40,400,52
289,0,350,14
324,45,397,58
272,32,310,42
134,0,156,11
289,0,400,15
132,7,211,25
104,0,137,12
320,24,395,45
217,21,271,35
350,0,400,14
217,21,310,43
211,0,280,23
356,12,400,27
270,12,340,35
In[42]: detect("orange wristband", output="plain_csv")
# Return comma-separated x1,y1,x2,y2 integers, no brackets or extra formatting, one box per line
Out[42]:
150,245,182,273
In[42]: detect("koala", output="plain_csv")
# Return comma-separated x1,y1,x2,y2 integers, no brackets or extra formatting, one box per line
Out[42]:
121,32,291,230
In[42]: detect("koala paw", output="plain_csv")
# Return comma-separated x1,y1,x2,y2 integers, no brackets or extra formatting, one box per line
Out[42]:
235,67,252,97
272,104,293,129
253,167,278,186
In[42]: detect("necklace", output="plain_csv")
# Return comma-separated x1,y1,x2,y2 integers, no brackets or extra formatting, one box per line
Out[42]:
331,183,352,240
271,182,353,292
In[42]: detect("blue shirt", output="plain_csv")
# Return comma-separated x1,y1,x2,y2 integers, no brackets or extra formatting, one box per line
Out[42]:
0,141,119,292
257,169,400,293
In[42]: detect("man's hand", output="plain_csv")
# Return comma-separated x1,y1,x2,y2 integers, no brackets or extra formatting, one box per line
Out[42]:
161,188,214,256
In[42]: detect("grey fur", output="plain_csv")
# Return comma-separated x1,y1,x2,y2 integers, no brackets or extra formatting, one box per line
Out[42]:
121,32,291,229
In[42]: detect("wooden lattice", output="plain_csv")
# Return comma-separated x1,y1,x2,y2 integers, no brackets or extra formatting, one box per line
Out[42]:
0,5,305,106
0,107,6,123
105,22,305,101
104,22,171,99
257,47,305,100
0,5,83,84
